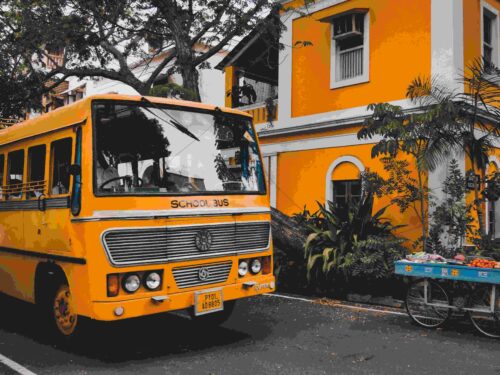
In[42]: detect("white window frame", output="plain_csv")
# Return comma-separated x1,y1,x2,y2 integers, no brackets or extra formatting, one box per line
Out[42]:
481,1,500,67
330,12,370,89
325,156,365,204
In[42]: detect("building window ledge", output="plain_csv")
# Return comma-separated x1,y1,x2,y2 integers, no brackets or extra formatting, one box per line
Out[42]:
236,99,278,111
330,75,369,89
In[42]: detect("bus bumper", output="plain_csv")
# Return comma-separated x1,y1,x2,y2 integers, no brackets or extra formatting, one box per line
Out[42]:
89,274,276,321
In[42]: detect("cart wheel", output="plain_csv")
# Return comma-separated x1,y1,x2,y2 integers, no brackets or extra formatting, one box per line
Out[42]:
405,279,451,328
468,285,500,338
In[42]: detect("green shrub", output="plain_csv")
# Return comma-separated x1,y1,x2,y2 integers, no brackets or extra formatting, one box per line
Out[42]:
303,191,407,289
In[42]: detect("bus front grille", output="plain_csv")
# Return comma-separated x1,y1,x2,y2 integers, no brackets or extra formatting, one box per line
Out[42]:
172,261,232,289
101,221,270,266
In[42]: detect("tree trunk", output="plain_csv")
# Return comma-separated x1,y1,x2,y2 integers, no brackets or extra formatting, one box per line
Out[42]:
179,64,202,102
417,168,427,250
270,207,308,259
474,170,486,238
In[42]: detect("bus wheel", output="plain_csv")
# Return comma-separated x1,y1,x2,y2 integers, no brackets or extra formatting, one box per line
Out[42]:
42,283,79,339
190,300,236,326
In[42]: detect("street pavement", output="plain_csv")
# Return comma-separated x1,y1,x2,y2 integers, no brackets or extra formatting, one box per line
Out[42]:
0,292,499,375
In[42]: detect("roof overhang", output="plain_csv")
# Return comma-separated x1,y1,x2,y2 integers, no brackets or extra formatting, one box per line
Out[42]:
319,8,368,23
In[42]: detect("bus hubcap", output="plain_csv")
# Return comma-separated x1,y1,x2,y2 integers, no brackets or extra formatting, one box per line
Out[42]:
53,286,77,336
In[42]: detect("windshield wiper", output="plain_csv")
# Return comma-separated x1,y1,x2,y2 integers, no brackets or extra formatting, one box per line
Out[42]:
140,97,200,142
168,119,200,141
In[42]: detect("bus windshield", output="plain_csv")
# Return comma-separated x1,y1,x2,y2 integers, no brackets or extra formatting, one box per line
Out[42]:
93,101,266,196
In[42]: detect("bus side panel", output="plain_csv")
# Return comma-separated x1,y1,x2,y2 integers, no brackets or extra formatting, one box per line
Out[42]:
24,209,72,253
0,211,24,250
0,252,37,303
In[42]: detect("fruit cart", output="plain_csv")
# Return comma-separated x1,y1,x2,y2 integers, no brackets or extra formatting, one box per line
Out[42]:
395,260,500,338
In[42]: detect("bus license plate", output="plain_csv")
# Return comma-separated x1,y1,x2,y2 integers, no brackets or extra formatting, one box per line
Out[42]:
194,289,224,316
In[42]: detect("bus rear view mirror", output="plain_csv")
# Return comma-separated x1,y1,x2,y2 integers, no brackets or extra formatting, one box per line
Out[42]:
68,164,81,176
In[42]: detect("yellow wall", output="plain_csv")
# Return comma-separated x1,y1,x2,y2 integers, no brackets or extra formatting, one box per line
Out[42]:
290,0,431,117
274,142,423,242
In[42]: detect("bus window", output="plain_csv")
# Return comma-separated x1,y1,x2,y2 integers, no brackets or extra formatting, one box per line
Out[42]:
51,138,72,195
93,103,266,195
7,150,24,199
27,145,46,199
0,154,4,200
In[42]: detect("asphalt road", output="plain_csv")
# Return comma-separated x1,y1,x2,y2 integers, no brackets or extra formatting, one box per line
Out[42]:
0,293,500,375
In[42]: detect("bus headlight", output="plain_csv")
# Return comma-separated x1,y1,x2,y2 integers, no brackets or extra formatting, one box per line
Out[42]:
123,274,141,293
250,259,262,274
238,260,249,277
144,272,161,290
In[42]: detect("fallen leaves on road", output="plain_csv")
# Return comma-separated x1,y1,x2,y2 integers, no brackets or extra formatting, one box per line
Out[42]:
314,297,403,315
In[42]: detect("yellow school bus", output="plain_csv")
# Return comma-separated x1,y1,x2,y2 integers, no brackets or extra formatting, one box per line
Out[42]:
0,94,274,338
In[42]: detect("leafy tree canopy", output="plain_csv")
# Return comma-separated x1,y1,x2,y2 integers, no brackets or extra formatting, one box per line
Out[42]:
0,0,284,116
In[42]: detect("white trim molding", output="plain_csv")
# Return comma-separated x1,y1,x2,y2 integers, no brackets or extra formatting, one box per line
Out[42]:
481,1,500,67
260,131,379,155
325,156,365,203
330,12,370,89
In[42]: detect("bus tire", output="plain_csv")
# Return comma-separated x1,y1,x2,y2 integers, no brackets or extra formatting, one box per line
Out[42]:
39,281,80,340
189,300,236,326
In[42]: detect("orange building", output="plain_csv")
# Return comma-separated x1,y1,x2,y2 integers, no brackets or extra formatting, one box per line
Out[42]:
217,0,500,244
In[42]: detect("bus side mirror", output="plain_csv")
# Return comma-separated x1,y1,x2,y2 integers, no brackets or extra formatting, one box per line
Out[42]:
69,164,81,176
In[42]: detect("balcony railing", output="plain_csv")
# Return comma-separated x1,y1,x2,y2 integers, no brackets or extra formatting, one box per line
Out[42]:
0,118,20,129
337,46,363,81
238,100,278,125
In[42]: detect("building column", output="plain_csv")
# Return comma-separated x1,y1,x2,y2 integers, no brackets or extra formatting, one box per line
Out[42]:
224,66,238,108
269,154,278,208
431,0,464,91
429,0,464,202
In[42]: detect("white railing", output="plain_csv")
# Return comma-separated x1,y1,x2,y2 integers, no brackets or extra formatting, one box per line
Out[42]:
337,46,363,81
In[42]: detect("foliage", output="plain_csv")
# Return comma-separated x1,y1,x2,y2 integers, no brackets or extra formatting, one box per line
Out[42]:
483,172,500,202
303,189,407,287
359,59,500,243
378,158,424,215
265,96,277,126
427,159,474,257
149,83,198,101
405,59,500,237
357,100,451,247
0,0,284,111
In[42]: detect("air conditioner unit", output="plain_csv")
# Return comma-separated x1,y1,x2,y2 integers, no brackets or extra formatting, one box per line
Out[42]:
332,13,365,41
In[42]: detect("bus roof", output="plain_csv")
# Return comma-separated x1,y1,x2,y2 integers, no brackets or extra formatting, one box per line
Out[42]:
0,94,252,147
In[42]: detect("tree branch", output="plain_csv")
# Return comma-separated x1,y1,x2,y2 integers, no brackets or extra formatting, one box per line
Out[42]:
143,48,178,90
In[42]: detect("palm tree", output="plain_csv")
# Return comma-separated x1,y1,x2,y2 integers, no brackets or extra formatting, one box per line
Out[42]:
406,59,500,239
359,59,500,247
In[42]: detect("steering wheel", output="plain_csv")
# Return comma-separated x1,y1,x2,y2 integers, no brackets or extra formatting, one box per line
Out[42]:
99,175,143,190
180,181,198,192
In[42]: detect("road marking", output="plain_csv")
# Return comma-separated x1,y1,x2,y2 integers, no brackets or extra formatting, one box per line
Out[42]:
265,293,408,316
0,353,38,375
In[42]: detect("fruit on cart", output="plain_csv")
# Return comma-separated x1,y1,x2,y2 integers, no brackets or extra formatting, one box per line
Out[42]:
406,252,446,263
468,258,497,268
454,254,465,262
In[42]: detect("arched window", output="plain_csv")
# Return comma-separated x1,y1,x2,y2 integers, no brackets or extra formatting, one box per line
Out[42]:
325,156,364,215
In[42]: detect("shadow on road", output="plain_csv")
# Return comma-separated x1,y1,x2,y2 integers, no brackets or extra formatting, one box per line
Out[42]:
0,292,253,363
344,306,495,344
